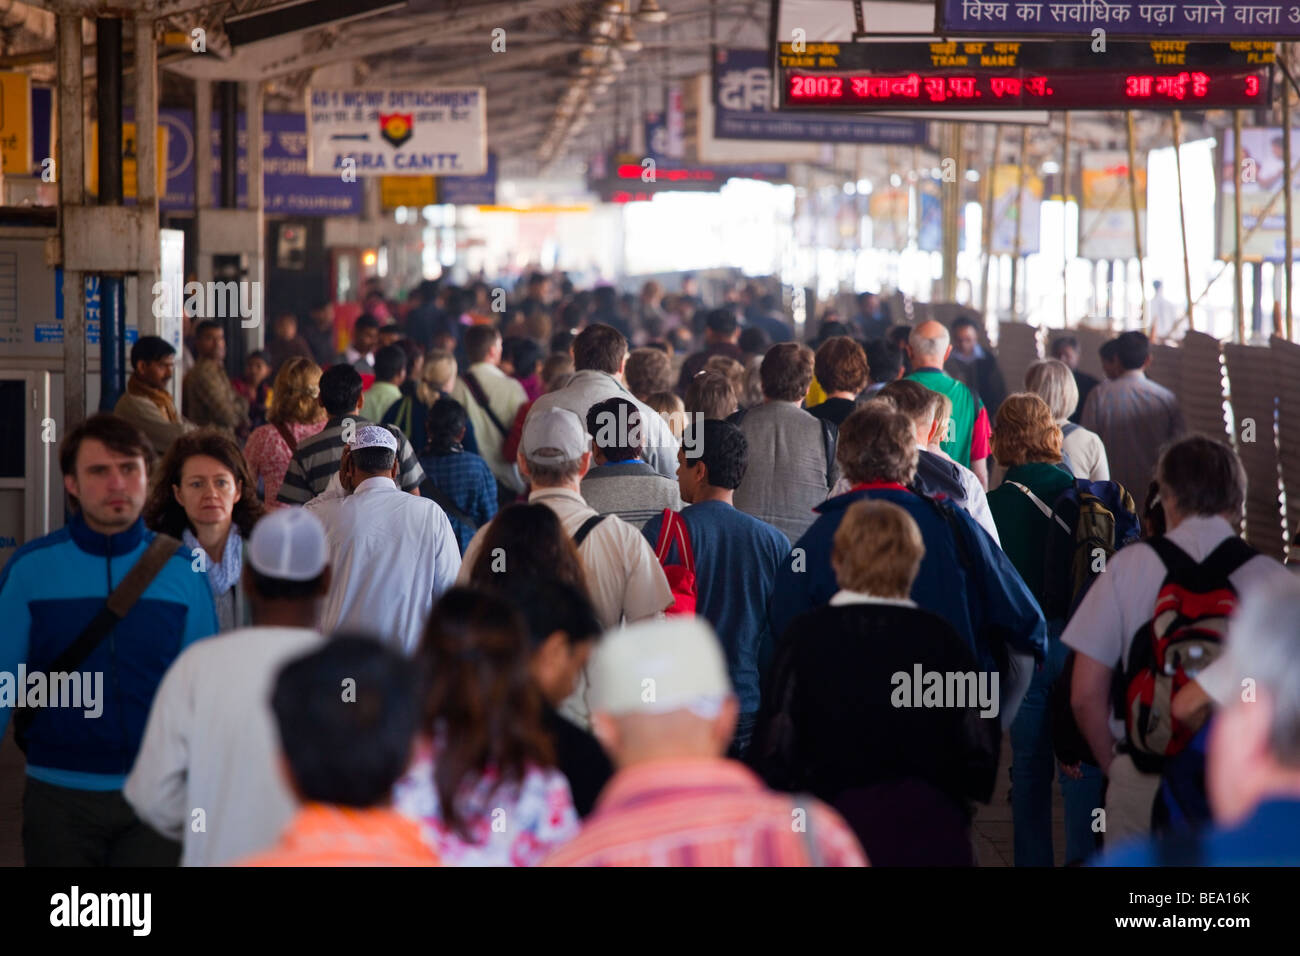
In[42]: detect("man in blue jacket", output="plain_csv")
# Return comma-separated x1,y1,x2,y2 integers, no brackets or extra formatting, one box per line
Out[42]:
770,402,1045,727
0,414,218,865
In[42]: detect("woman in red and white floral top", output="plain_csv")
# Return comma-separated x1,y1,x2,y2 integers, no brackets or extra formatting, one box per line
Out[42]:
244,357,328,509
394,587,580,866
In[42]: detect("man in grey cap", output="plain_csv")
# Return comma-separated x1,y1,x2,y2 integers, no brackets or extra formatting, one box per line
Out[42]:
124,508,332,866
458,407,671,635
310,424,461,655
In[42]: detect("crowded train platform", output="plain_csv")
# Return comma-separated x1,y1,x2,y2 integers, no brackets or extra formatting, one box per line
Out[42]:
1,0,1299,933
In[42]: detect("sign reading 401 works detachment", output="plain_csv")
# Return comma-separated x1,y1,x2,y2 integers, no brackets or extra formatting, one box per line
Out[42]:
938,0,1300,38
306,87,487,177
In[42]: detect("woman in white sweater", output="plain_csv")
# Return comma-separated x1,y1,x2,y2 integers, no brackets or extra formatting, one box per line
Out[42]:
1025,358,1110,482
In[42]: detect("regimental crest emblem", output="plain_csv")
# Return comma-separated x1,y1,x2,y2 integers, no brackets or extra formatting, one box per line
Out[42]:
379,113,414,148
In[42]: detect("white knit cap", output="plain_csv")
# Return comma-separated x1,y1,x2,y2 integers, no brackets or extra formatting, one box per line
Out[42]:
348,424,399,452
247,508,328,581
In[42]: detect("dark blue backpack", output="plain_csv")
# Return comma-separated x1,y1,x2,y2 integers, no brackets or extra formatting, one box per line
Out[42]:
1042,479,1143,623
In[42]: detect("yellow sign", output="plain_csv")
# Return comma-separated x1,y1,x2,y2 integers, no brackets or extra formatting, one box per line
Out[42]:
86,121,169,199
380,176,436,209
0,72,31,175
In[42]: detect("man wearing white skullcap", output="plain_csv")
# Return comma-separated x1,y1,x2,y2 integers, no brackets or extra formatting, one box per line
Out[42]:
543,618,867,868
125,507,333,866
310,424,461,655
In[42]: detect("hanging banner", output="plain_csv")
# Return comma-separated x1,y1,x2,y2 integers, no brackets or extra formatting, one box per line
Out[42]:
990,164,1043,254
0,72,31,174
1079,149,1147,260
307,87,487,176
1218,126,1300,261
937,0,1300,40
869,187,911,252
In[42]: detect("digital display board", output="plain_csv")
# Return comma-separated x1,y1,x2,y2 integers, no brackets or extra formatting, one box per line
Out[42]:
936,0,1300,41
776,40,1274,111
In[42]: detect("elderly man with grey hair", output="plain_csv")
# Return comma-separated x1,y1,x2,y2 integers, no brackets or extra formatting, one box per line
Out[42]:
542,618,867,867
1097,574,1300,865
1066,435,1294,848
905,319,993,489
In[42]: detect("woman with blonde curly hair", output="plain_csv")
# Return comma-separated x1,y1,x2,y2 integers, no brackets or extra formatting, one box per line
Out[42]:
243,357,328,509
986,391,1103,868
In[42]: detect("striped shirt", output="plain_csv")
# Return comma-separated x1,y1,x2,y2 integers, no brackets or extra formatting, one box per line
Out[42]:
238,804,439,867
542,758,867,867
276,414,425,505
1079,370,1185,506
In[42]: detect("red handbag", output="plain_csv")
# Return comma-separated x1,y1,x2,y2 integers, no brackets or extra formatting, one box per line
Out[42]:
654,508,698,616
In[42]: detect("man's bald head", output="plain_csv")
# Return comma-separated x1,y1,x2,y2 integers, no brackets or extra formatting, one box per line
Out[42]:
908,320,951,370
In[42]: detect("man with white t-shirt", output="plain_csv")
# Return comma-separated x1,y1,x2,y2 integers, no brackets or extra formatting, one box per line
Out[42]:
1065,436,1294,845
125,508,331,866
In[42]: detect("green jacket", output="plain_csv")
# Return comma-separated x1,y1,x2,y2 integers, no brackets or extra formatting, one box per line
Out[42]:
987,462,1075,603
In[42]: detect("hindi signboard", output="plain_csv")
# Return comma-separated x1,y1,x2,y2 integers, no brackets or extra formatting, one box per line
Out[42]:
937,0,1300,39
307,87,487,176
1218,127,1300,261
776,40,1274,111
713,48,927,145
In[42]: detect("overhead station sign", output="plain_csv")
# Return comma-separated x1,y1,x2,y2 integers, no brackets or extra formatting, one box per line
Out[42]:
937,0,1300,39
307,87,487,176
776,40,1274,111
713,48,927,146
590,154,787,203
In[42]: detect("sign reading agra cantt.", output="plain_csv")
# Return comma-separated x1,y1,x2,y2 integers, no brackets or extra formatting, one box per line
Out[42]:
306,87,487,176
937,0,1300,39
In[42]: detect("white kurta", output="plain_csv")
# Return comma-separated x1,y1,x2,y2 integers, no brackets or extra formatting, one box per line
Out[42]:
124,626,324,867
313,476,462,654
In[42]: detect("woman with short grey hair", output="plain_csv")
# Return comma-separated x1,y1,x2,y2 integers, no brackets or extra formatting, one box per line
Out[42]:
1024,359,1110,481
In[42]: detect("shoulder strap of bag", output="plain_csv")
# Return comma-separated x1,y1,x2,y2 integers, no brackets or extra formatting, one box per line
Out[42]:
654,508,695,573
820,419,838,489
1199,536,1258,582
14,532,181,744
1006,480,1072,533
420,478,478,530
1146,535,1199,580
274,421,298,454
572,514,607,548
462,372,510,437
1061,422,1081,438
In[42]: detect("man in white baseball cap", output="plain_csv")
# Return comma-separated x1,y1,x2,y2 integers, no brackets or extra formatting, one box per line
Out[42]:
125,507,333,866
543,618,867,868
311,423,461,655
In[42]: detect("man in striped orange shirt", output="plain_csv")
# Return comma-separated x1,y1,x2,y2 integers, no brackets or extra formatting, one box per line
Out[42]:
543,619,866,867
239,637,438,867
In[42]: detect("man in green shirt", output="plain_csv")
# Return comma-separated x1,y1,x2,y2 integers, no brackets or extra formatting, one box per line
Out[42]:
905,320,992,488
360,344,407,424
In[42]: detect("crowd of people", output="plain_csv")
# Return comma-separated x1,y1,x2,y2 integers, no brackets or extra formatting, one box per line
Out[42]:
2,270,1299,868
